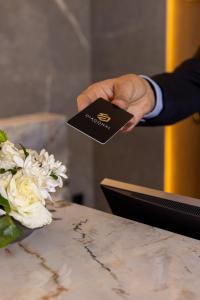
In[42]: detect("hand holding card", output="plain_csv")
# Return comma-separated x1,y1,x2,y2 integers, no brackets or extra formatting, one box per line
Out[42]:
67,98,133,144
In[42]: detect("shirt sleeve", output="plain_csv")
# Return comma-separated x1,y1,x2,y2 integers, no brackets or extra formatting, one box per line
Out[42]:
139,75,163,119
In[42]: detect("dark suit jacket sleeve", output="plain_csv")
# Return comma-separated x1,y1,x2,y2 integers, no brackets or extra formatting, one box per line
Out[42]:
141,48,200,126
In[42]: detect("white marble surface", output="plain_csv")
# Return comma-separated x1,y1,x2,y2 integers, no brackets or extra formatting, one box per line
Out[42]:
1,202,200,300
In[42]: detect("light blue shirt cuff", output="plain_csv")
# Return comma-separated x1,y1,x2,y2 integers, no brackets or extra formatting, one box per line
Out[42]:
140,75,163,120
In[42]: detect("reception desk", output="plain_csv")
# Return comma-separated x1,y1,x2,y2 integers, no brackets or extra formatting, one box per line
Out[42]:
1,201,200,300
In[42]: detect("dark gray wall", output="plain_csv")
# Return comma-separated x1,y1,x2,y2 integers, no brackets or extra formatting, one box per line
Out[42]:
0,0,94,205
91,0,166,210
0,0,91,118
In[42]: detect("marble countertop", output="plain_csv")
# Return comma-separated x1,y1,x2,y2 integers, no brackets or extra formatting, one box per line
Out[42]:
1,201,200,300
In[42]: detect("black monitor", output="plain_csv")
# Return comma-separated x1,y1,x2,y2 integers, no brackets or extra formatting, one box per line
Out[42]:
100,178,200,240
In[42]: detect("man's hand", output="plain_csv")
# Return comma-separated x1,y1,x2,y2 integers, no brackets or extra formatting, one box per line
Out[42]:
77,74,156,132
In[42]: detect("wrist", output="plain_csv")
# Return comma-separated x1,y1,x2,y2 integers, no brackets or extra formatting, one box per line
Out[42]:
139,75,163,120
141,77,156,115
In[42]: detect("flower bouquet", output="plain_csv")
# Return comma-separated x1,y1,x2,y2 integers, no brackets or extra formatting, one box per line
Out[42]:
0,129,67,248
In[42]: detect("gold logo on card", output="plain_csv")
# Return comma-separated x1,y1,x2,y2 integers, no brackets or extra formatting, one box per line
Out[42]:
97,113,111,122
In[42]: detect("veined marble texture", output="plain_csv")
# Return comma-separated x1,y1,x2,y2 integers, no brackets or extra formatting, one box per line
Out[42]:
1,202,200,300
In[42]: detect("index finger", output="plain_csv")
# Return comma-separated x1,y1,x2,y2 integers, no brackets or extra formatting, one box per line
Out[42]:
77,93,92,112
77,80,114,112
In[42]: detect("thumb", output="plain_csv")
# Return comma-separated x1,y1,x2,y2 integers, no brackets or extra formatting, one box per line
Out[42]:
111,77,135,110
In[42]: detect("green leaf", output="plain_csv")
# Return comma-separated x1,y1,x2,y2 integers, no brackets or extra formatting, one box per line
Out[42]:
0,194,11,213
0,215,22,248
0,168,19,176
8,167,18,175
0,168,6,174
0,130,7,143
19,144,29,158
50,172,58,180
0,168,19,175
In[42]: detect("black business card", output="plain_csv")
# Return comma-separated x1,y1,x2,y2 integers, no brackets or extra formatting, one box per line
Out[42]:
67,98,133,144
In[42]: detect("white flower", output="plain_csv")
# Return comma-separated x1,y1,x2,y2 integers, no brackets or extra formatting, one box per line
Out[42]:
0,209,5,216
38,149,67,187
10,202,52,229
0,172,12,199
22,154,52,200
0,141,24,170
38,149,67,178
0,135,67,230
7,170,44,208
5,170,51,228
21,149,67,199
